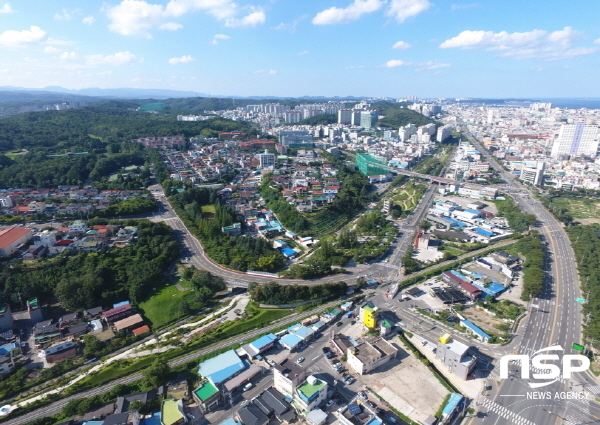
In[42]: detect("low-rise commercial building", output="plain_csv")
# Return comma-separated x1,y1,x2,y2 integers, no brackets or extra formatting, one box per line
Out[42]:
346,336,397,375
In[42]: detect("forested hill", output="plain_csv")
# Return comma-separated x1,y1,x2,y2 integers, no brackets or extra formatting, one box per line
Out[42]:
0,103,254,151
371,101,437,128
0,104,253,187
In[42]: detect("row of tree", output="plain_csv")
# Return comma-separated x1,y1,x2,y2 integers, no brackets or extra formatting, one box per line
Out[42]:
565,225,600,347
513,233,545,300
495,198,537,233
248,281,347,305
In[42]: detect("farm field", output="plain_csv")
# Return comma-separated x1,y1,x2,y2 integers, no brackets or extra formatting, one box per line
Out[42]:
550,197,600,220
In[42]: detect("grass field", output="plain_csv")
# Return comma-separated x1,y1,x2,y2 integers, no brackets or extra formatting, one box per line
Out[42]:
214,303,292,337
550,197,600,219
139,284,197,328
201,204,216,219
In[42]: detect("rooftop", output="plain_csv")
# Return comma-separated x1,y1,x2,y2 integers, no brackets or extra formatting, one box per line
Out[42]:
0,226,30,249
161,400,184,425
198,349,246,385
194,381,219,402
297,377,325,400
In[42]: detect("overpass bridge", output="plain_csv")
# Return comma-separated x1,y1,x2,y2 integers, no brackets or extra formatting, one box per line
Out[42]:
351,152,461,185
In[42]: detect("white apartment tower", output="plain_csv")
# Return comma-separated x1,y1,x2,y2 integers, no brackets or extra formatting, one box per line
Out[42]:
551,123,600,158
257,150,275,168
337,109,353,125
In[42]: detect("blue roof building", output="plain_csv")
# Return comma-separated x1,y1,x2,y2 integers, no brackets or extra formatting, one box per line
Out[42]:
293,326,315,340
442,393,464,418
140,412,162,425
280,247,297,258
280,333,303,350
198,350,247,385
287,323,302,333
460,319,491,342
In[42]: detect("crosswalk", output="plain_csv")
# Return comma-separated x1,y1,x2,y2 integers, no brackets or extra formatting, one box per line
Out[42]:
584,385,600,395
478,398,536,425
564,398,591,425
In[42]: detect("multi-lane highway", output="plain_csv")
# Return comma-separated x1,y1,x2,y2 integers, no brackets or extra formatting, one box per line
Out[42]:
463,132,598,425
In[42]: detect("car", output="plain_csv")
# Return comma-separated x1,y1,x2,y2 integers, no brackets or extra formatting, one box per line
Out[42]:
358,391,368,400
243,383,253,391
322,347,331,353
326,400,335,407
296,357,305,364
367,401,377,408
336,322,343,327
266,359,276,366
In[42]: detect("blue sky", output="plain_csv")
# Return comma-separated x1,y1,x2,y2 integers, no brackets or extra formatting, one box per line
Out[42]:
1,0,599,98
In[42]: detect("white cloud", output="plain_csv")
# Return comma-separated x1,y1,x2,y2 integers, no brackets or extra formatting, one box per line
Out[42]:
313,0,382,25
159,22,183,30
44,46,61,54
385,0,430,23
273,15,307,33
54,8,79,20
211,33,230,44
416,61,451,70
0,3,15,13
392,40,412,49
381,59,410,67
86,51,139,66
82,16,95,25
169,55,195,64
451,3,479,10
439,26,598,60
381,59,451,69
225,10,265,27
345,65,364,69
254,69,277,74
104,0,266,37
60,51,78,60
298,50,309,56
0,26,47,48
595,38,600,45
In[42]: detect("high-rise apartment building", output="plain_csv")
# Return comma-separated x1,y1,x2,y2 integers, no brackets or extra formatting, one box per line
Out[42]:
257,150,275,168
550,123,599,158
337,109,353,125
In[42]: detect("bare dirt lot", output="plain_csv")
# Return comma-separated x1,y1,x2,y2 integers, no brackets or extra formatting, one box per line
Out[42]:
361,340,449,424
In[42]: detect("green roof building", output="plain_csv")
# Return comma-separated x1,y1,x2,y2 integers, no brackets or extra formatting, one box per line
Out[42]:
295,375,328,412
161,399,186,425
192,381,221,413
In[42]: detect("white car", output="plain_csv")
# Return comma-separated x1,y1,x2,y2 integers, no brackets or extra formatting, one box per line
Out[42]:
296,357,305,364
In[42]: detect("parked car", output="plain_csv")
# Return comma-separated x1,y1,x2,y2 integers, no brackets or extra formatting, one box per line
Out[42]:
358,391,368,400
296,357,305,364
243,383,253,391
367,401,377,408
326,400,335,407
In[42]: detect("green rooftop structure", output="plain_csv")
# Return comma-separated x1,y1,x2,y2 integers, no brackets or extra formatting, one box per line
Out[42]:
193,381,221,413
161,399,185,425
297,378,326,401
356,153,390,176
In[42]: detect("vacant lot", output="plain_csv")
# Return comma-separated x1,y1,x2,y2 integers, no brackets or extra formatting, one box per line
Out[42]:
551,197,600,219
361,341,449,424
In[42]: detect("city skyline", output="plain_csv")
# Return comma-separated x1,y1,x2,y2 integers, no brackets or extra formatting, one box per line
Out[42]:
0,0,599,98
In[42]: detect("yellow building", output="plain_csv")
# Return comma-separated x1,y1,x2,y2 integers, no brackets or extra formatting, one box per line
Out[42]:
360,303,378,328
